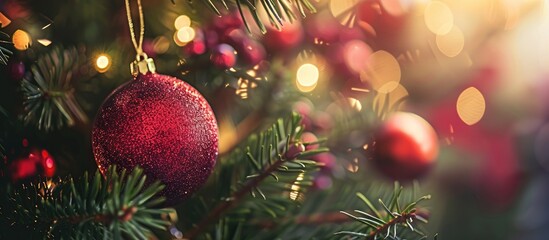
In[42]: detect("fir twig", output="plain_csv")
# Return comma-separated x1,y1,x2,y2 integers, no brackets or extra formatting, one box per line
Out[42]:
0,31,12,65
335,188,432,240
178,0,316,33
0,166,175,239
20,46,88,131
184,113,328,238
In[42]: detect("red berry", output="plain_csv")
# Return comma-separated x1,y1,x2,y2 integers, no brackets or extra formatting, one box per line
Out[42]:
372,112,439,181
210,44,237,69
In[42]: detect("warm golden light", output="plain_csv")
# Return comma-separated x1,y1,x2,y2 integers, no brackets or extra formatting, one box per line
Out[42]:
436,26,464,57
37,39,52,46
424,1,454,35
95,54,111,73
456,87,486,126
174,15,191,30
347,98,362,111
330,0,360,26
296,63,319,92
13,29,31,50
361,50,401,94
174,27,195,46
0,12,11,27
289,173,305,201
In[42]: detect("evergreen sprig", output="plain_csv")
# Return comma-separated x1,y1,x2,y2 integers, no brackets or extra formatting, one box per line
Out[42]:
0,166,175,240
20,46,88,131
177,0,316,33
335,183,431,240
0,31,12,65
183,113,328,239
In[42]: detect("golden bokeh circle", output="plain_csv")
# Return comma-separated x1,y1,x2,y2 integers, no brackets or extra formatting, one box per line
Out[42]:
424,1,454,35
456,87,486,126
436,26,465,57
13,29,31,50
361,50,401,94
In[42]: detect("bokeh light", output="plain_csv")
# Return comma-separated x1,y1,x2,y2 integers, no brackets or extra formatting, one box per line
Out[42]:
344,40,372,74
174,15,191,30
456,87,486,126
174,27,196,46
296,63,320,92
37,39,52,46
13,29,31,50
329,0,360,26
361,50,401,94
436,26,465,57
424,1,454,35
95,54,111,73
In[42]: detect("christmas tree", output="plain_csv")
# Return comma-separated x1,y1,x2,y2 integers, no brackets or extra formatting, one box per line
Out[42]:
0,0,543,239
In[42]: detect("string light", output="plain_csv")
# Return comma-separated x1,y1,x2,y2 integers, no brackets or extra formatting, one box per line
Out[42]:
174,15,191,30
37,39,52,46
13,29,31,50
296,63,319,92
174,27,195,46
95,54,112,73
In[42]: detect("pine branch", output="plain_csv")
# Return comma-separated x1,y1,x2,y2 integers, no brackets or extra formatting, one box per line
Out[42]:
0,31,12,65
335,183,432,240
183,113,328,238
20,46,88,131
0,166,175,239
175,0,316,33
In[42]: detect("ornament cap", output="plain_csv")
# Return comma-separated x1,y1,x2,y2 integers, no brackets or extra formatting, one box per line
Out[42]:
130,53,156,77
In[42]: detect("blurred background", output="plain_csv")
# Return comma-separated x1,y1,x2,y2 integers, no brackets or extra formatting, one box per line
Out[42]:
1,0,549,239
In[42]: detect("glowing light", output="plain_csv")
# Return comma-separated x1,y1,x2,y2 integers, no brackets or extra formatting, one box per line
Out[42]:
344,40,372,74
0,12,11,27
456,87,485,126
296,63,319,92
424,1,454,35
37,39,52,46
347,98,362,111
95,54,111,73
361,50,401,94
436,26,464,57
289,173,305,201
13,29,31,50
174,15,191,30
330,0,360,26
174,27,195,46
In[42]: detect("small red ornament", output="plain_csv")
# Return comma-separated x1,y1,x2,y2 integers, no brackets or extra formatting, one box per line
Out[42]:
8,148,56,182
92,71,219,205
263,21,304,52
372,112,439,181
210,43,237,69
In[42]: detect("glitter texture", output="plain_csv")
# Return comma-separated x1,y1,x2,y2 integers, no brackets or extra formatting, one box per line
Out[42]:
92,73,218,205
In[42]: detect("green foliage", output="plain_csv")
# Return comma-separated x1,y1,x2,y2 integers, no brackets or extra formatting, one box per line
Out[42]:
176,0,316,33
335,182,431,240
0,166,175,240
0,31,11,65
20,46,88,131
180,113,328,239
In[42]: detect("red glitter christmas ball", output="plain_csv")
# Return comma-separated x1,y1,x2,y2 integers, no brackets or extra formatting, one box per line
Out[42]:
92,73,219,205
372,112,438,181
